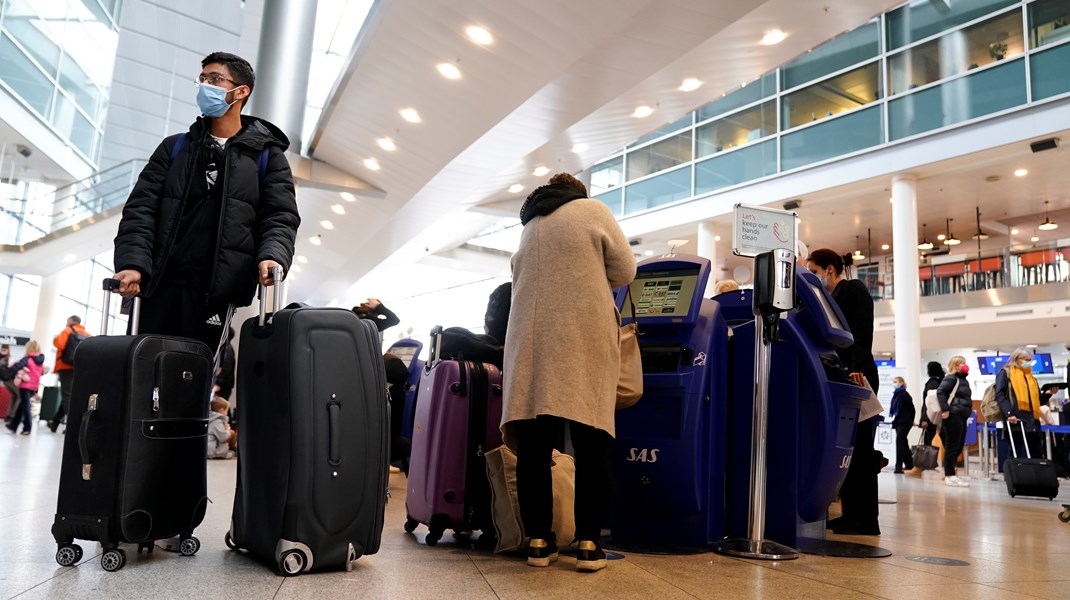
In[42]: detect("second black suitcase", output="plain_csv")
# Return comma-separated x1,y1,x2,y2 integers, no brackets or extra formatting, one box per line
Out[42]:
227,286,389,576
1004,421,1060,500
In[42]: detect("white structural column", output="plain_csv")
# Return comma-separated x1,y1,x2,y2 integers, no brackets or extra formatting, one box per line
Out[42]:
891,175,922,418
29,273,61,360
697,220,718,297
250,0,317,153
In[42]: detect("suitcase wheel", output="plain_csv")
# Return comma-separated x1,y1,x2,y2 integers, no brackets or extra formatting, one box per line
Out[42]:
100,548,126,572
403,518,419,534
425,528,443,547
224,531,240,551
279,549,308,576
1059,509,1070,523
179,536,200,557
55,544,82,567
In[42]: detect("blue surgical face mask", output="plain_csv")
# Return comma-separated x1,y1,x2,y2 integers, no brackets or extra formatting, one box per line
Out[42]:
197,83,243,118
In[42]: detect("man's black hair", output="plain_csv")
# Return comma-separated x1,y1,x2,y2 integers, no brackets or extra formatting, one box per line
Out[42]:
201,51,255,106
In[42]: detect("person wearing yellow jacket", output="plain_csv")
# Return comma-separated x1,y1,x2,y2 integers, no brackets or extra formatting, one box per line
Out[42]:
995,347,1045,460
48,316,91,432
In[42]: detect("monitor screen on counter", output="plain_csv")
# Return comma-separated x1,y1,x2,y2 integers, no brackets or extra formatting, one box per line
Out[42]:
622,268,700,319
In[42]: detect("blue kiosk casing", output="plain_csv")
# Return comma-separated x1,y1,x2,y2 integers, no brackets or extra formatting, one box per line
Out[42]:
385,338,424,443
722,271,865,547
610,254,729,548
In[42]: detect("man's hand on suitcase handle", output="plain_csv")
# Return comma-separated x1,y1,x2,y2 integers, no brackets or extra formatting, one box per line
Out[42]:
259,260,283,286
113,270,142,297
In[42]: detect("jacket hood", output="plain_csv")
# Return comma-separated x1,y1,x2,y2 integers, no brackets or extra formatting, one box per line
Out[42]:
188,115,290,151
209,411,227,423
31,353,44,365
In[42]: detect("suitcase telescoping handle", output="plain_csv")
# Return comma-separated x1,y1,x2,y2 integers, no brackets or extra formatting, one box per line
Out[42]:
257,266,285,326
102,278,141,335
1008,421,1031,459
426,325,443,372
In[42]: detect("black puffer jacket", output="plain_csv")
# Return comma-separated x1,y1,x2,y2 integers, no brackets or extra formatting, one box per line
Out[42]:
936,372,973,418
114,115,300,306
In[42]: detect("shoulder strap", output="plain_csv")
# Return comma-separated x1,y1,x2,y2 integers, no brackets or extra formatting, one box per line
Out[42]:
169,133,189,162
257,147,269,184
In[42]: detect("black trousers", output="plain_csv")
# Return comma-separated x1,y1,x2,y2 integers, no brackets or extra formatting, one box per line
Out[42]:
135,281,232,358
514,415,612,543
922,423,937,446
50,369,75,425
894,423,914,471
940,413,967,477
839,418,878,528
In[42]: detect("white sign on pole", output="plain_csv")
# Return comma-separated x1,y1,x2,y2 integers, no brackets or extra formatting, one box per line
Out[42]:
732,203,798,257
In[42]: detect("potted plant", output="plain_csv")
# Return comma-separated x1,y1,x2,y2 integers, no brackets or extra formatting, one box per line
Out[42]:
988,41,1007,60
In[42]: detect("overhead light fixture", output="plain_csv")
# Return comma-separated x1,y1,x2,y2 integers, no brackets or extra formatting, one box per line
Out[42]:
714,235,721,242
761,29,788,46
945,218,960,245
937,234,946,241
1011,228,1020,235
643,250,654,256
399,108,422,123
917,223,934,250
309,235,322,246
465,25,493,46
296,255,308,264
320,220,335,230
632,105,654,118
852,235,865,260
881,244,890,251
508,184,524,193
340,192,356,202
571,143,588,153
971,206,988,240
363,158,381,171
1039,200,1058,230
436,63,461,79
1014,168,1028,177
1031,230,1040,242
533,166,549,177
377,137,396,151
679,78,703,92
331,204,345,215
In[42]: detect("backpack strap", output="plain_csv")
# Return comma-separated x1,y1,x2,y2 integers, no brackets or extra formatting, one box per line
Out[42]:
169,133,190,162
258,147,269,183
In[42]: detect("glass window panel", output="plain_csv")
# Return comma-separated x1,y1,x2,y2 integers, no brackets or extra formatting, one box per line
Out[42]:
55,13,119,89
0,32,55,116
696,101,776,158
623,167,691,214
886,0,1018,50
889,11,1024,95
888,58,1026,140
589,157,623,195
781,20,879,90
57,54,101,120
594,188,623,217
1,1,63,78
781,62,881,130
5,275,41,330
695,139,777,196
781,106,882,171
696,72,776,121
626,130,692,180
0,277,10,323
51,93,97,156
1031,41,1070,100
1030,0,1070,48
628,113,693,148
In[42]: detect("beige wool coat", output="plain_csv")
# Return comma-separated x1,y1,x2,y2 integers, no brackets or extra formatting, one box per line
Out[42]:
501,199,637,448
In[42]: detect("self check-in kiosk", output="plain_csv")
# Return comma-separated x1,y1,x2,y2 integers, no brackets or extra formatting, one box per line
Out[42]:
721,270,866,550
385,338,424,444
609,254,729,549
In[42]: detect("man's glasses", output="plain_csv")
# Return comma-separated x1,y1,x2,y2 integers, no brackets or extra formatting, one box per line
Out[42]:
196,73,239,87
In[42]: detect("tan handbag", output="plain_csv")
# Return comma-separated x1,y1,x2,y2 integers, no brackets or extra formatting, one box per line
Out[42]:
484,446,576,553
617,286,643,409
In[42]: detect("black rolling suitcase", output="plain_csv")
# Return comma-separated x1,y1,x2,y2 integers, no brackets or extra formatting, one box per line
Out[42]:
52,279,215,572
1004,421,1060,500
226,277,389,576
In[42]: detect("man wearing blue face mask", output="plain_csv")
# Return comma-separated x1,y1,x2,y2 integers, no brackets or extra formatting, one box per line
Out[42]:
112,51,299,354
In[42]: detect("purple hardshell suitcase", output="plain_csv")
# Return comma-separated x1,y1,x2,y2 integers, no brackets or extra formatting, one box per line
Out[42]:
404,326,502,546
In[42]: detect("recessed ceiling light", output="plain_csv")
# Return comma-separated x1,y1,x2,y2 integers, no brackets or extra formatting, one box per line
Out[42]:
63,253,77,262
465,25,493,45
309,235,322,246
331,204,345,215
679,78,703,92
632,105,654,118
571,143,588,153
437,63,461,79
377,137,396,151
643,250,654,256
1011,228,1020,234
320,220,335,230
937,234,946,241
533,166,549,177
340,192,356,202
881,244,890,250
296,255,308,264
1026,344,1039,349
1031,234,1040,242
363,158,381,171
399,108,421,123
714,235,721,242
1014,168,1028,177
508,184,524,193
761,29,787,45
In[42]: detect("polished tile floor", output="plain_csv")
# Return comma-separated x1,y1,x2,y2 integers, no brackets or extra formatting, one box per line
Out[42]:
2,428,1068,599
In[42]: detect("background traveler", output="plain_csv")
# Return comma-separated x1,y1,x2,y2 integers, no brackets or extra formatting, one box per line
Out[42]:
4,341,45,436
890,376,916,473
995,347,1045,461
906,361,945,477
937,356,973,488
49,316,91,432
206,396,236,459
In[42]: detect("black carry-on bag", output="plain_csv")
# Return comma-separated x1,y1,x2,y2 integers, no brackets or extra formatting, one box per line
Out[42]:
226,270,389,576
52,279,215,572
1004,421,1060,500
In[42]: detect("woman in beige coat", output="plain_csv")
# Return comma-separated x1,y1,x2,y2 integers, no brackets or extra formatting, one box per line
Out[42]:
502,173,636,572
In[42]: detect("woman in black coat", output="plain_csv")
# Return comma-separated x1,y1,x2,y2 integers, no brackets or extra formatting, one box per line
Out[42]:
906,362,945,477
890,377,916,473
937,356,973,488
805,249,880,536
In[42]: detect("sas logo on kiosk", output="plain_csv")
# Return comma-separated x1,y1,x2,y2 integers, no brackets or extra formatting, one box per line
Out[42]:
627,448,660,463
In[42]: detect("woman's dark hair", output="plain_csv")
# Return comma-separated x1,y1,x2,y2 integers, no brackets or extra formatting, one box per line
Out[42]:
807,248,850,275
484,282,512,345
927,361,945,378
548,172,588,197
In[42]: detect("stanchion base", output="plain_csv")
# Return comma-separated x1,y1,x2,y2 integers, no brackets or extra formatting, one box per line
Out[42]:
712,538,799,561
797,538,892,558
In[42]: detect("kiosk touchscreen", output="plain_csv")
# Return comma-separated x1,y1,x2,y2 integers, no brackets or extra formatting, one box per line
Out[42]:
386,338,424,444
610,254,729,550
